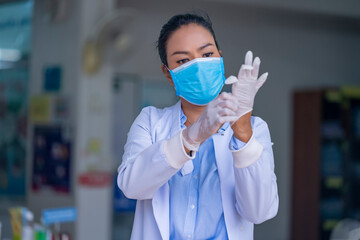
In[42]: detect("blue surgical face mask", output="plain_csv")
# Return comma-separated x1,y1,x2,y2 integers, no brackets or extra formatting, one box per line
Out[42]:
167,57,225,106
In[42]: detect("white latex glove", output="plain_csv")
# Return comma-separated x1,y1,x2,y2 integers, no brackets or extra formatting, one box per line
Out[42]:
182,92,239,151
225,50,268,119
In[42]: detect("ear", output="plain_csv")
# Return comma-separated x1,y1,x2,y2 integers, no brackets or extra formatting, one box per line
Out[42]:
161,64,175,87
219,50,222,57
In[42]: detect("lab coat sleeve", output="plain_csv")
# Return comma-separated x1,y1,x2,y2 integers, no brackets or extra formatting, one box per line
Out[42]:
117,107,192,200
231,117,279,224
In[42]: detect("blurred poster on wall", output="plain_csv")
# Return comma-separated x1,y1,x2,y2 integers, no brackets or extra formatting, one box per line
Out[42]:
0,69,28,196
29,95,51,123
32,125,71,193
29,94,70,124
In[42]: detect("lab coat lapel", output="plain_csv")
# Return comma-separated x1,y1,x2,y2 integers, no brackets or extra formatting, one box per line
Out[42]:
213,128,239,240
169,100,182,138
170,100,194,177
152,184,170,240
213,127,233,182
152,100,181,240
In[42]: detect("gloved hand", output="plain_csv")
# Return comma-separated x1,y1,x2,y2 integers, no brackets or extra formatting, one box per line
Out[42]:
182,92,239,151
225,50,268,119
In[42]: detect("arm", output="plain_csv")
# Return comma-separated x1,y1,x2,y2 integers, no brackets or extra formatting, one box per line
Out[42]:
227,50,278,223
117,107,193,200
232,117,279,224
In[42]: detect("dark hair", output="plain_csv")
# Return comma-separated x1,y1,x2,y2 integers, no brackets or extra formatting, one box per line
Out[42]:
156,12,220,67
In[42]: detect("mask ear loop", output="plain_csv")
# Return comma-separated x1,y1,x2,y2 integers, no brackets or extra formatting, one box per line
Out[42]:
165,65,172,76
164,64,170,71
164,65,173,82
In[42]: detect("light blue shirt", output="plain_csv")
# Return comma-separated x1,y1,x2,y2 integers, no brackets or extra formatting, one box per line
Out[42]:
168,110,245,240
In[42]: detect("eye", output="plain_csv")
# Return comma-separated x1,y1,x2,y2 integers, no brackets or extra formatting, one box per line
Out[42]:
177,58,189,64
203,52,213,57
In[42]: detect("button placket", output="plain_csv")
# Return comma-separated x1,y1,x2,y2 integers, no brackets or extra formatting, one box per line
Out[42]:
183,160,199,239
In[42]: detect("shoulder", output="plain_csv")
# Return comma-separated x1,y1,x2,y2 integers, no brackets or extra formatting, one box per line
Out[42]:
251,116,269,129
134,102,179,129
138,103,177,121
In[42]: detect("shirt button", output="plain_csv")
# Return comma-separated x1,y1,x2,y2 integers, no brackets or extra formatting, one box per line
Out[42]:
190,204,195,210
194,175,198,179
187,234,192,239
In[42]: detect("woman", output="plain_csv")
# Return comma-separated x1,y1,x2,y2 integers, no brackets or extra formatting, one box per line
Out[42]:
117,13,278,240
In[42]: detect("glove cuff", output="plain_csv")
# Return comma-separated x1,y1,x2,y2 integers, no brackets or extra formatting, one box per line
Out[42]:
181,130,200,152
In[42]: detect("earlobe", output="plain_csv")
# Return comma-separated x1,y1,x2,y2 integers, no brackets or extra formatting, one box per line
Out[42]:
219,50,222,57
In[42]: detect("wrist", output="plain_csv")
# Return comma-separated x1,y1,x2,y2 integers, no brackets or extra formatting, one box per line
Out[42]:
232,112,252,143
233,129,252,143
182,129,200,152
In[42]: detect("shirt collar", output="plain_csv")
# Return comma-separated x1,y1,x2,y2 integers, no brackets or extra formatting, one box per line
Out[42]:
180,108,187,129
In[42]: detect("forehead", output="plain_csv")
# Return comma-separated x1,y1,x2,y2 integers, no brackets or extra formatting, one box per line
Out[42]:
166,23,215,52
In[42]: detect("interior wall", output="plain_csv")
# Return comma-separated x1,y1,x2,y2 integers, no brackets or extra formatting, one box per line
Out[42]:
27,0,81,234
114,1,360,239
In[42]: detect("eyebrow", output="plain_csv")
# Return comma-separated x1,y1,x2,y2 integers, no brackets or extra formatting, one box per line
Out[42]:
171,43,214,56
198,43,213,50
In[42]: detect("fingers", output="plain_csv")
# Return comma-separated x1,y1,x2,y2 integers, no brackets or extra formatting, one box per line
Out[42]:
239,51,254,80
252,57,260,79
225,75,238,85
218,101,238,113
238,51,263,81
256,72,268,92
218,115,239,124
218,108,237,117
216,94,241,123
210,92,235,110
245,51,253,65
218,91,235,100
217,93,238,112
238,64,253,79
211,93,239,121
244,51,253,79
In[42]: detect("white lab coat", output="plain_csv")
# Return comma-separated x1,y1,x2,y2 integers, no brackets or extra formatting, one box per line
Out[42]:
117,101,279,240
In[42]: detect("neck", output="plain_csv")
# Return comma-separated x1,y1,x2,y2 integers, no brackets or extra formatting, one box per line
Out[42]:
181,98,206,127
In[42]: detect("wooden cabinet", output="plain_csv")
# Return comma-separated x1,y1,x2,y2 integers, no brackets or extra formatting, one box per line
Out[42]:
291,88,360,240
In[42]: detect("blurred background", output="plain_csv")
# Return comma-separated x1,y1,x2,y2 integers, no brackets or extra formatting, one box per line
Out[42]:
0,0,359,239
